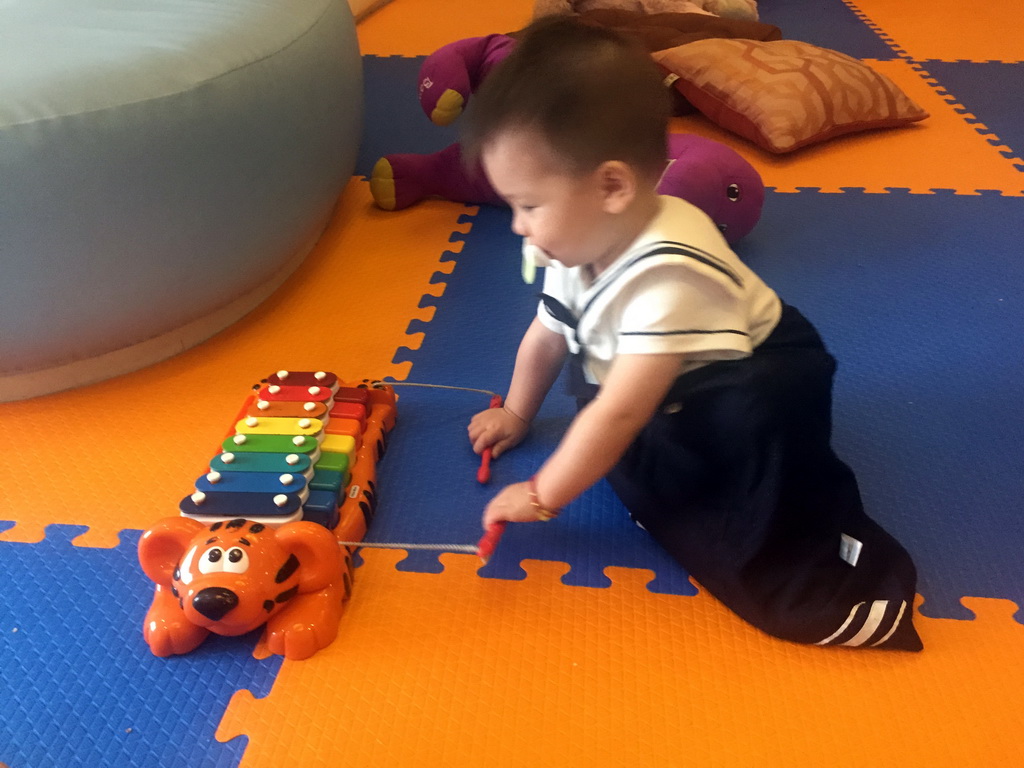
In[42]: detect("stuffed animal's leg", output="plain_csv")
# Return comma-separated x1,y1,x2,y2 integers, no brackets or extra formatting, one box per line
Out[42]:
143,583,210,657
262,585,347,661
371,142,504,211
418,34,517,125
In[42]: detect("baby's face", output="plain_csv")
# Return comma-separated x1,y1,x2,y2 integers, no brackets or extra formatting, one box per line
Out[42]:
482,129,616,271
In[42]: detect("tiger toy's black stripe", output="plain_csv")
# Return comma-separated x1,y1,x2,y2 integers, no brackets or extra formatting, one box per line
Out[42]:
275,554,300,584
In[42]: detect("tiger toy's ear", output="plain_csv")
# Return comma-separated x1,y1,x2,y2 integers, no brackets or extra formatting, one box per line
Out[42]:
273,521,343,595
138,516,206,586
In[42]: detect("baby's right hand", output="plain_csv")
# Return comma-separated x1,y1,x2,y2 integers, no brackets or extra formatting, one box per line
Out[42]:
467,405,528,459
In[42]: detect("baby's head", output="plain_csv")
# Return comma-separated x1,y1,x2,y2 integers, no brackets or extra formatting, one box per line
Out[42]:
462,18,671,269
463,17,670,182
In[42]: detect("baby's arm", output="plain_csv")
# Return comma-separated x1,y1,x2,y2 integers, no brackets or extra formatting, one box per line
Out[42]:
468,316,567,458
482,350,684,526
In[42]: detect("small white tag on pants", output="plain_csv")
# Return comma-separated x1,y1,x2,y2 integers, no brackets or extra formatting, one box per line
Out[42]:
840,533,863,567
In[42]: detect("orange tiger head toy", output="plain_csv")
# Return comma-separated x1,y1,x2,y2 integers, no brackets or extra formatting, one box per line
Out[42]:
138,517,350,660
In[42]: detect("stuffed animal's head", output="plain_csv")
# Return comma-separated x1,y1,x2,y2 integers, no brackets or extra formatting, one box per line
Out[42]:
138,517,341,637
658,134,764,243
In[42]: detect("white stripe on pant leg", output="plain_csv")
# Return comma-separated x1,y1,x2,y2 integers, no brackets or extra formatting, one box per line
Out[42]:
816,602,865,646
871,600,907,647
842,600,890,647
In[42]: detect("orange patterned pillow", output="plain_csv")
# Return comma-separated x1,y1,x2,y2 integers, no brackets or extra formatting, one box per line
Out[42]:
654,39,929,153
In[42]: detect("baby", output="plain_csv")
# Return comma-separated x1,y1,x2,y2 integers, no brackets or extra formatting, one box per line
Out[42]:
463,18,921,651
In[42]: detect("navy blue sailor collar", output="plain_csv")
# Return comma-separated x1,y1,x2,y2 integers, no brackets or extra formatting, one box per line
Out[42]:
539,241,743,344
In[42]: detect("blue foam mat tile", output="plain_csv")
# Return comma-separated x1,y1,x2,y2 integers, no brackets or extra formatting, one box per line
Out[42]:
386,191,1024,618
914,61,1024,165
477,480,696,596
0,526,281,768
356,55,459,179
392,549,448,574
374,205,701,595
740,189,1024,619
758,0,897,59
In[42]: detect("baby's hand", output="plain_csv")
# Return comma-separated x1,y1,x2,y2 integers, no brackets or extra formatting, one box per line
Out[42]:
468,405,528,459
482,481,542,528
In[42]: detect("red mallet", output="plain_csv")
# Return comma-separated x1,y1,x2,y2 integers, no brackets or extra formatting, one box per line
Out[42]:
477,393,503,484
476,521,507,564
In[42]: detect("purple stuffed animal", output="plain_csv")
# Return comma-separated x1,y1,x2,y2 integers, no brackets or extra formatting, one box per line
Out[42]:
371,33,765,243
660,133,764,242
417,34,518,126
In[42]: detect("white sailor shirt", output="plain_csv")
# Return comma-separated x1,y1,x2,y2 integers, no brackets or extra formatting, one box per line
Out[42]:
535,195,782,385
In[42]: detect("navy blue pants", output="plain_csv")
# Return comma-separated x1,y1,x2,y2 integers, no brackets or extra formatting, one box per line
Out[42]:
574,305,922,651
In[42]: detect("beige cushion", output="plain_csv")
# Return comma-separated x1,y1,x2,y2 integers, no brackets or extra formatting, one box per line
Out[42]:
654,38,929,153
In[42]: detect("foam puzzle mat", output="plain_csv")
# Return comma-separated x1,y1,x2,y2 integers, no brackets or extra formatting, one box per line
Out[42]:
1,0,1021,764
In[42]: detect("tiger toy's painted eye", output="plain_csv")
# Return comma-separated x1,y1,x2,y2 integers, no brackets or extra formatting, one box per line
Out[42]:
727,184,741,202
197,545,251,575
199,547,225,574
224,547,249,574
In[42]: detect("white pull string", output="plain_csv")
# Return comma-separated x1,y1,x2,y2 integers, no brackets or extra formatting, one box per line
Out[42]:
337,540,478,553
373,380,500,398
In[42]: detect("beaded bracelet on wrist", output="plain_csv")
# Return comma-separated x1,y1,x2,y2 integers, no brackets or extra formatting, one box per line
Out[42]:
527,474,560,521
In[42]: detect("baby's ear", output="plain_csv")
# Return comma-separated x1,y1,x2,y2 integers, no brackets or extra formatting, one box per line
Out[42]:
595,161,638,214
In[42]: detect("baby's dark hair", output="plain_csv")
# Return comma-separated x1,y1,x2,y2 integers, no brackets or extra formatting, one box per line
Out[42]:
461,18,671,180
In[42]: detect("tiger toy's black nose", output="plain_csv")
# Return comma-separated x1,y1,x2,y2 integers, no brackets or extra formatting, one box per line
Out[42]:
192,587,239,621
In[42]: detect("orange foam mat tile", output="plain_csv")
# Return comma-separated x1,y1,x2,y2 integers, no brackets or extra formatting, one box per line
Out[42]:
848,0,1024,63
357,0,534,57
218,549,1022,767
670,59,1024,196
0,180,471,548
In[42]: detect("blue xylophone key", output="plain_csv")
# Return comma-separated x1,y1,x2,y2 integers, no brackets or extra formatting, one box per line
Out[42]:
179,490,304,524
194,470,309,500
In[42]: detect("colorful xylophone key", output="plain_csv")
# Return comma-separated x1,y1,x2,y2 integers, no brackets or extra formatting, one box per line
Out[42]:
178,372,396,536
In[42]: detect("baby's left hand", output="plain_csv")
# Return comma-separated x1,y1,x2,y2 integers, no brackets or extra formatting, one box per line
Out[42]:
482,481,543,528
